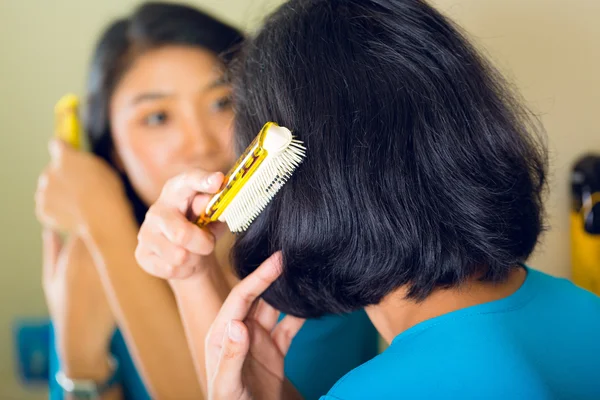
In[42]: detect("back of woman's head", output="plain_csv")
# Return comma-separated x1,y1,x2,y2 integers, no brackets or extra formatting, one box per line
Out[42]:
232,0,547,318
85,1,243,223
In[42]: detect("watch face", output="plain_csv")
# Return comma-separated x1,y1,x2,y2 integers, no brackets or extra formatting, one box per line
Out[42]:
55,356,119,398
56,371,100,398
70,389,100,400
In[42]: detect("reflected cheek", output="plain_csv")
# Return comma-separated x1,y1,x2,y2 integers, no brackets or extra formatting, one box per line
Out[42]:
216,124,237,168
118,144,173,206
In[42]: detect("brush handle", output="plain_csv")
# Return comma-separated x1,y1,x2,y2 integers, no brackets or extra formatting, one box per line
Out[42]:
195,214,212,229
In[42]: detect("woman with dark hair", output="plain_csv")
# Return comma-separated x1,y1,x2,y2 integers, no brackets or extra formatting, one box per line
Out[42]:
136,0,600,398
35,2,378,399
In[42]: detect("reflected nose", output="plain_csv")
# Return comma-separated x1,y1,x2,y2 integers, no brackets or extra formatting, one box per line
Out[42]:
180,119,225,170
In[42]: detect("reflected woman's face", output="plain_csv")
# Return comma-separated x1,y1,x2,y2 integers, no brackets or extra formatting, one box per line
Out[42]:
109,45,236,206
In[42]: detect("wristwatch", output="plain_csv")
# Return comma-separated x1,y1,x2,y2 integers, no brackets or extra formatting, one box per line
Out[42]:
55,356,120,399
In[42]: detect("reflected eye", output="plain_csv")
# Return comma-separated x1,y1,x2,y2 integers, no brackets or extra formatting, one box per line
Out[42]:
144,112,168,126
211,96,232,112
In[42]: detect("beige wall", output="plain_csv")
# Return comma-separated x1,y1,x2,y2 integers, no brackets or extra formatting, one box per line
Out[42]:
430,0,600,277
0,0,598,398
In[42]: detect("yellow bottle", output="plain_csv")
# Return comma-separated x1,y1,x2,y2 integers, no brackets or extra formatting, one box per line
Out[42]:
570,211,600,295
54,93,82,149
570,155,600,296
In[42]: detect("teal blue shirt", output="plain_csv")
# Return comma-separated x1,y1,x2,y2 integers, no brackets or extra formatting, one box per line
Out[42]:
322,268,600,400
49,310,378,400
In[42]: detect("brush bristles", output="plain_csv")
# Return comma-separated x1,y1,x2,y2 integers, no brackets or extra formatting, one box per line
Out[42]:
221,139,306,232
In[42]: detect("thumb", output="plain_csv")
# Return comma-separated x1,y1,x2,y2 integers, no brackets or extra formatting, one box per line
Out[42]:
272,315,305,357
210,320,250,400
42,228,63,282
48,139,69,163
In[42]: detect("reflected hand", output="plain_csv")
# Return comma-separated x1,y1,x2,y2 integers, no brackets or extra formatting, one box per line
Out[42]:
35,139,127,234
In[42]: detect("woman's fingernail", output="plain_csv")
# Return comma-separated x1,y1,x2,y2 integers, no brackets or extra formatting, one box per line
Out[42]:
207,172,221,186
38,174,48,188
227,321,242,343
48,140,58,155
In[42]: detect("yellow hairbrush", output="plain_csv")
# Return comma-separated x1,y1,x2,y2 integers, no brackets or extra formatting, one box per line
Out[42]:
196,122,306,233
54,93,82,149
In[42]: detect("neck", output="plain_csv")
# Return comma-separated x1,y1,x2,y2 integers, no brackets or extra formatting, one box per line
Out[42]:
366,267,527,344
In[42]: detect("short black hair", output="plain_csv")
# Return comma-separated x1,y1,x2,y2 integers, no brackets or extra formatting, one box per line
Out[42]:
84,1,244,224
231,0,547,318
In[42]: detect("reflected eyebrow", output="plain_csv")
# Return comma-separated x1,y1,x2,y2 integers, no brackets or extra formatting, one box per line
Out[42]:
128,76,229,108
205,76,230,92
130,92,174,107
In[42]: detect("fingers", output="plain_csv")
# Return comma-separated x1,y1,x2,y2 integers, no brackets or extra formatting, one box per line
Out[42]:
35,169,53,222
135,170,227,280
209,321,250,400
272,315,305,356
160,212,215,256
35,159,64,227
136,203,217,279
139,229,187,266
36,170,49,192
150,206,215,255
249,299,281,333
205,252,283,374
190,193,216,222
160,171,224,213
134,249,198,280
48,139,72,167
42,228,62,283
48,139,64,158
215,252,283,326
190,193,229,239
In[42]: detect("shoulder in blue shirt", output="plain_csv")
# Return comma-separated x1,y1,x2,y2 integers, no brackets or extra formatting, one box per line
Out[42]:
49,309,378,400
322,267,600,400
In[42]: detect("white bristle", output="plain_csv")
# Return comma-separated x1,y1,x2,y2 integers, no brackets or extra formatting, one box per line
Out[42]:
219,137,306,233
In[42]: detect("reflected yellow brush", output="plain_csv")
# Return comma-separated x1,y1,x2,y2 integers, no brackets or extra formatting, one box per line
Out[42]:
196,122,306,233
54,93,82,149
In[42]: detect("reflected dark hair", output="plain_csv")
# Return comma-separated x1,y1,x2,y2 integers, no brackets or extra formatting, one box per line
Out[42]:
231,0,547,318
84,1,244,224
